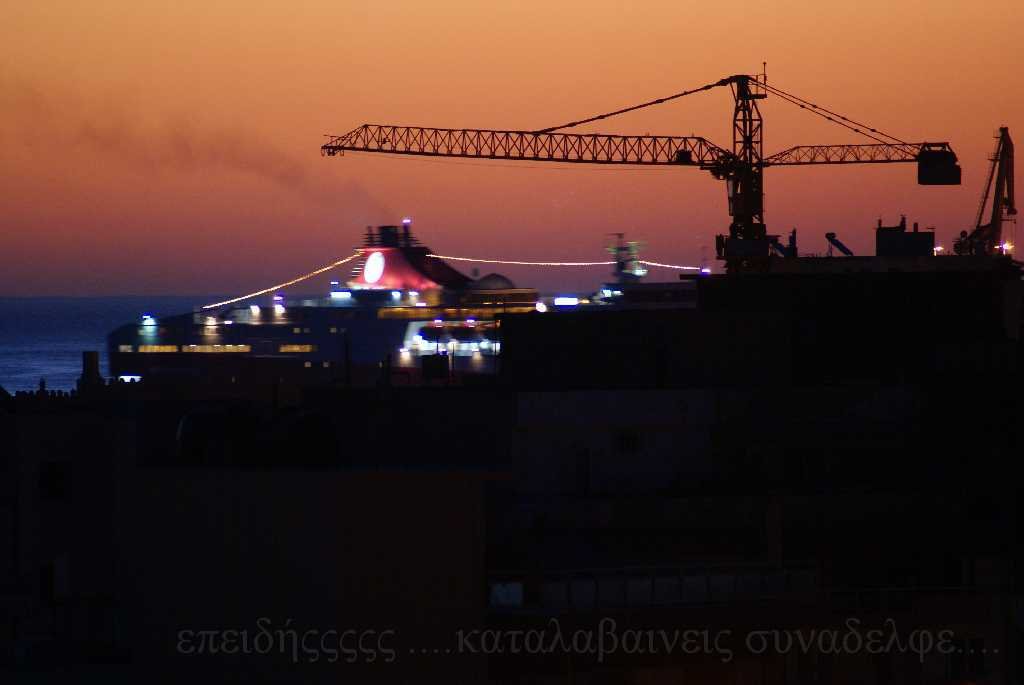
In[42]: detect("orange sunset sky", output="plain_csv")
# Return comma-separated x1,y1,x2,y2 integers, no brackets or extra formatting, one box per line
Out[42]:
2,1,1021,296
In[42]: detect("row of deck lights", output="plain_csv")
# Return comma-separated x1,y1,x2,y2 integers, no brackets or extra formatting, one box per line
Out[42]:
402,317,497,357
329,283,426,307
933,242,1013,255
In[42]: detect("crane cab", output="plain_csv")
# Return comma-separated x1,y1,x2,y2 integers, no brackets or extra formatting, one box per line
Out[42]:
917,143,961,185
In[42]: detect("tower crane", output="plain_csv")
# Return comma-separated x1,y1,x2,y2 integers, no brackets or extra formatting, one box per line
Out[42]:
322,72,961,272
954,127,1016,256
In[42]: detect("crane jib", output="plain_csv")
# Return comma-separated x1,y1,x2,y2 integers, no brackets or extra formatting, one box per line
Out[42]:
322,125,731,166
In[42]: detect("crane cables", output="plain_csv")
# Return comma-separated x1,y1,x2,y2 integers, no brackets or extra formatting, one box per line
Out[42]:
201,252,362,310
757,81,916,152
533,77,731,134
529,73,915,155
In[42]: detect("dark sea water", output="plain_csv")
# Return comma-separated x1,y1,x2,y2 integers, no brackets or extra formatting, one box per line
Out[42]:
0,296,219,392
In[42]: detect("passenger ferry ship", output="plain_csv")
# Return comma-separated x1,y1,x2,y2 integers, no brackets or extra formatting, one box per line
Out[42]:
107,221,539,385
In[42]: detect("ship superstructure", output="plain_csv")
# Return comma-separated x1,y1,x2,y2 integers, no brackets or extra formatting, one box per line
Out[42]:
108,221,538,385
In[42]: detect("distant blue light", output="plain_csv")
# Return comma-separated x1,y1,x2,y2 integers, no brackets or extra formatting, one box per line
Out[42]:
391,290,402,300
141,314,157,326
553,296,579,306
700,267,712,275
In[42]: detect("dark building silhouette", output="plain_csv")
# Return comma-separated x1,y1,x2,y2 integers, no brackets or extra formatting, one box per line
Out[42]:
2,256,1022,683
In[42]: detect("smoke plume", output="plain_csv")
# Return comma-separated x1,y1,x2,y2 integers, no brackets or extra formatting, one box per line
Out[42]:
0,72,388,214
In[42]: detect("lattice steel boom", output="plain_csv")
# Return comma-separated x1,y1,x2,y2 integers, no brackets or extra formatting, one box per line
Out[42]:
321,124,732,167
764,143,923,166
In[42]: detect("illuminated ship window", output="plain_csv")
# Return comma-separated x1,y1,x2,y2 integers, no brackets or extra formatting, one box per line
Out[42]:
293,327,302,334
329,327,337,334
118,345,133,353
322,361,330,368
137,345,178,353
279,344,316,353
304,361,312,368
182,344,252,353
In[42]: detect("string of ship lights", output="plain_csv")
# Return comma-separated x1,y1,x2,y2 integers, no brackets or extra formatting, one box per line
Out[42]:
201,251,702,310
426,254,701,270
635,260,700,270
201,252,363,310
427,254,615,267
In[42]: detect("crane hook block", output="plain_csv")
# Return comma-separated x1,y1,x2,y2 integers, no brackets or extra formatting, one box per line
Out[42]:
917,143,961,185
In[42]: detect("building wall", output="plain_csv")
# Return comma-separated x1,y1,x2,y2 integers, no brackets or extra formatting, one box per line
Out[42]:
2,369,1020,683
118,468,487,682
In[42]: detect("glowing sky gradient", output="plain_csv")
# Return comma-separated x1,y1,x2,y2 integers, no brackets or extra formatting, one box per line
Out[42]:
2,1,1021,295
